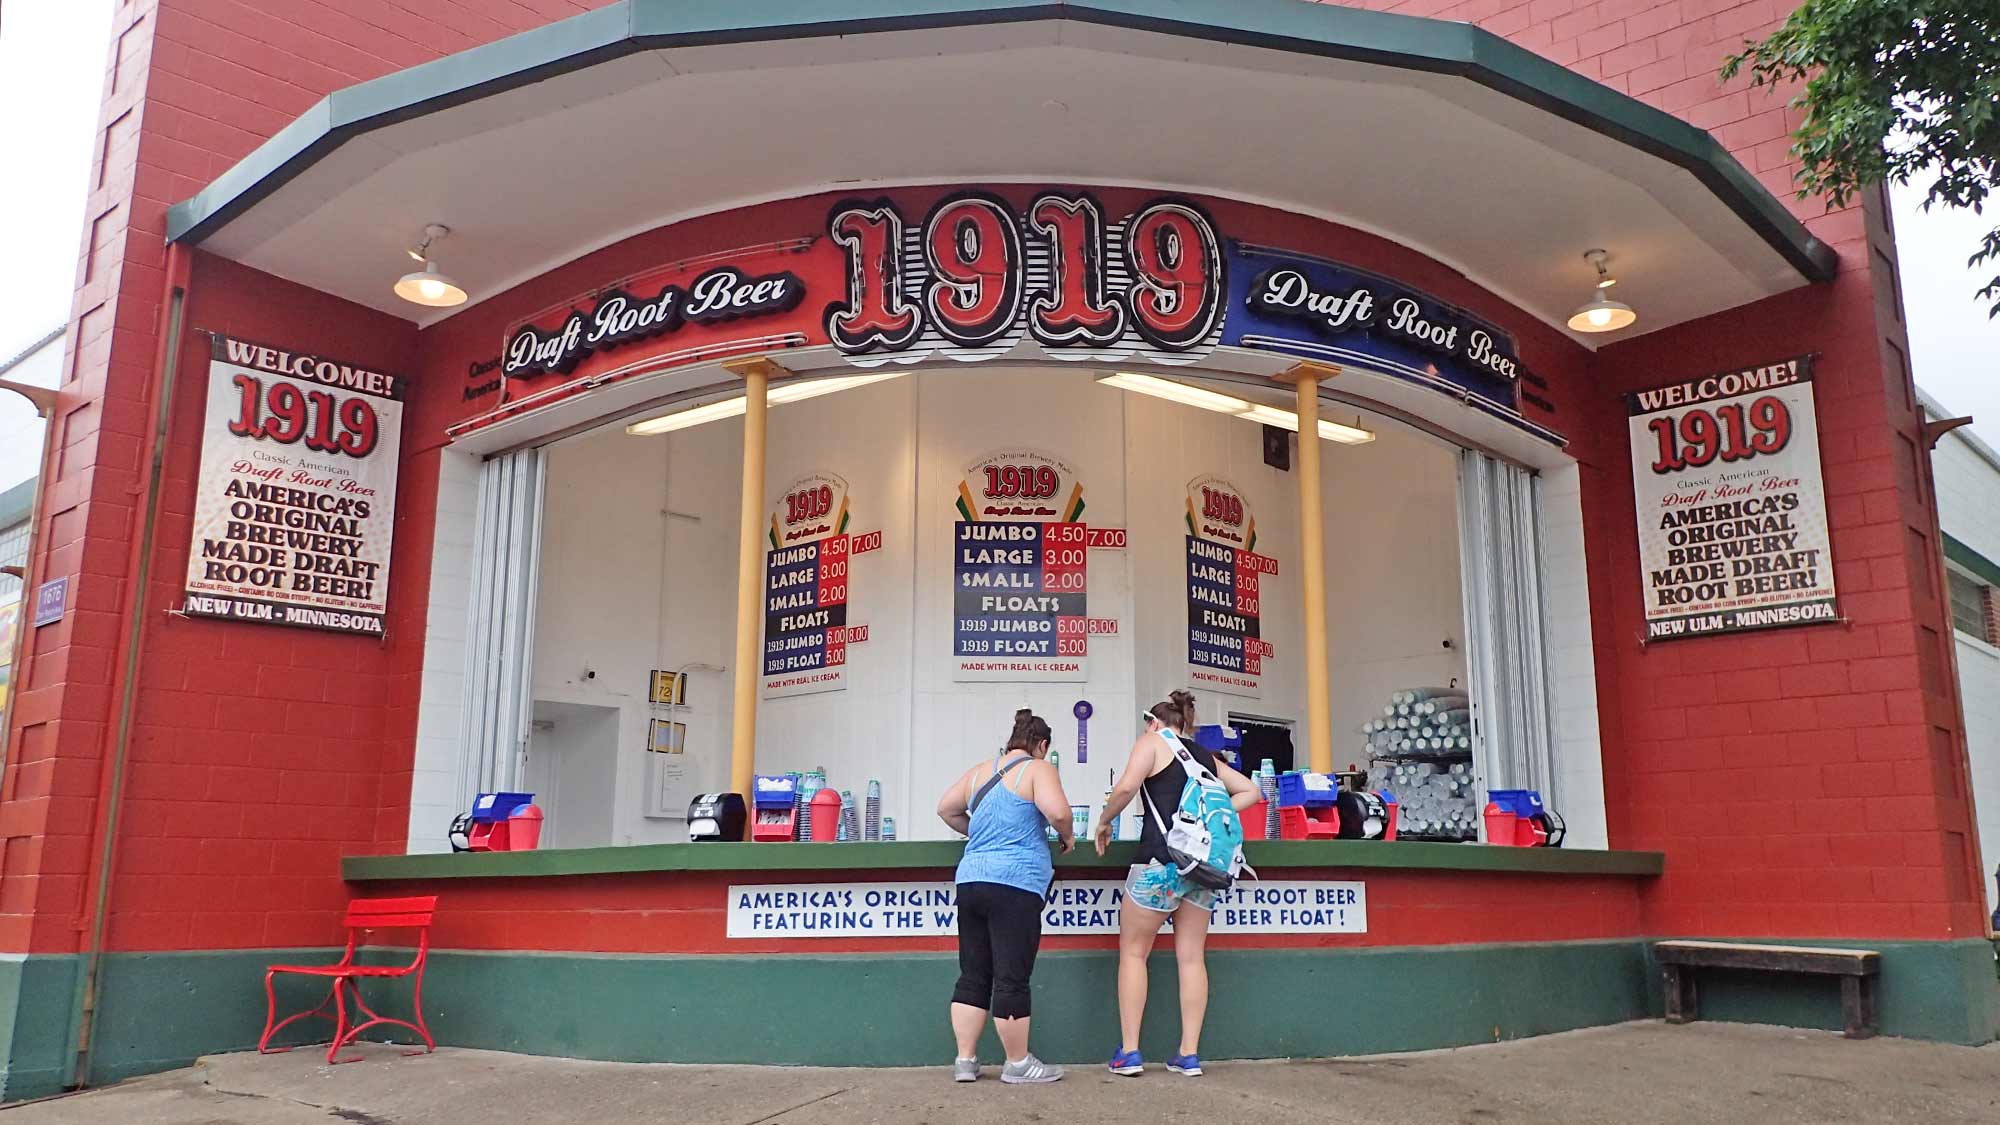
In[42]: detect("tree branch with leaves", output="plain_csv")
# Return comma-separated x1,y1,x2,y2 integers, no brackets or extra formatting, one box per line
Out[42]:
1722,0,2000,315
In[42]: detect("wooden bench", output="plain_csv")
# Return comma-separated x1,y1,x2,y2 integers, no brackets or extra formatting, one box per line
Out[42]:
1654,940,1881,1039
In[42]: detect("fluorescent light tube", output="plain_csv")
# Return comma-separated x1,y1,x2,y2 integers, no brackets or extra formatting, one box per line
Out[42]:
1316,418,1375,445
1239,403,1374,445
625,373,904,436
769,372,902,403
1239,404,1297,431
625,397,747,435
1097,372,1250,414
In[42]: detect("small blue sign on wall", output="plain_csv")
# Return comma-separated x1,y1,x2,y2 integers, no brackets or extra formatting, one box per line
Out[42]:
1223,243,1529,419
33,577,67,628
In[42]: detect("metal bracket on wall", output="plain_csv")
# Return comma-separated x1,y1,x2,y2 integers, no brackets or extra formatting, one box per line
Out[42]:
1923,415,1975,449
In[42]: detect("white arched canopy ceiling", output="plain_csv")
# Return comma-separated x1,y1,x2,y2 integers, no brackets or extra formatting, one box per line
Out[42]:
167,0,1833,347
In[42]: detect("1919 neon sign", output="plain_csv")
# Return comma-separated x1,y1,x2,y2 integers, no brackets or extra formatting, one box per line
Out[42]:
824,191,1225,357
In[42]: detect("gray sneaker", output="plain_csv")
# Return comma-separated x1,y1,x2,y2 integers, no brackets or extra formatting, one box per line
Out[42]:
1000,1054,1064,1084
953,1057,979,1082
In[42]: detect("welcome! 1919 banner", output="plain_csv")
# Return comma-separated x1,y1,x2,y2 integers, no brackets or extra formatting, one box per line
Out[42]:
181,335,404,636
1627,355,1836,641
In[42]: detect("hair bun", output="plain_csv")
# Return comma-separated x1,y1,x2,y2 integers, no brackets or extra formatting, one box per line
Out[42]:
1014,707,1034,722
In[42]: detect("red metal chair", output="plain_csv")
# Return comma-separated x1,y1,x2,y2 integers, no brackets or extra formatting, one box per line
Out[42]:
259,895,438,1064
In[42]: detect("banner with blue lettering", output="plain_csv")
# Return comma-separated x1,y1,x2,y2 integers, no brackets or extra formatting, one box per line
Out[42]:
1223,244,1525,417
725,880,1367,937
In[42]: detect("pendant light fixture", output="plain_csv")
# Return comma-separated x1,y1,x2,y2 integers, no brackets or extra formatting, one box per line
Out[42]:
1566,249,1635,333
394,223,468,308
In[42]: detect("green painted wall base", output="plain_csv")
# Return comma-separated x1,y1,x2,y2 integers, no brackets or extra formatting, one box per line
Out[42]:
0,954,78,1102
416,941,1650,1065
2,939,1993,1100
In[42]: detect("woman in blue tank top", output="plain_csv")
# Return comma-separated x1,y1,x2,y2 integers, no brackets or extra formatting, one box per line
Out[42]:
935,709,1075,1084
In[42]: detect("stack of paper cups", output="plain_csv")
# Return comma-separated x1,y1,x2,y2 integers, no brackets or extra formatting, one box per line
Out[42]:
1258,760,1279,838
864,780,882,841
797,772,818,842
839,790,860,841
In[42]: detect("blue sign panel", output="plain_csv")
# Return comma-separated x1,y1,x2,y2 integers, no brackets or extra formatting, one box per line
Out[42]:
764,537,847,678
952,521,1087,659
1223,244,1526,413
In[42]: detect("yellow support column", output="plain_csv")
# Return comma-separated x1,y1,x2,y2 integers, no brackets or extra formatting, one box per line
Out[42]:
1284,362,1339,774
723,356,775,805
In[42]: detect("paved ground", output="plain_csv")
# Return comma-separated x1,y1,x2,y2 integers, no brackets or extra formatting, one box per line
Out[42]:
7,1022,1999,1124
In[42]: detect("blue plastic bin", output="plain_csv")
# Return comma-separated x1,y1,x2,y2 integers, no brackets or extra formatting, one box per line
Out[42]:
1277,771,1339,808
470,791,535,823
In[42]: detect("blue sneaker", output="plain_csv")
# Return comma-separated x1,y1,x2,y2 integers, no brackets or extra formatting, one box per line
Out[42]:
1108,1049,1144,1076
1167,1053,1202,1076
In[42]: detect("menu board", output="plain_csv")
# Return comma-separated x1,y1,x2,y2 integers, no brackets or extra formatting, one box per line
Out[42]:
952,451,1091,682
1185,475,1276,696
1628,355,1838,641
181,335,403,635
763,473,855,698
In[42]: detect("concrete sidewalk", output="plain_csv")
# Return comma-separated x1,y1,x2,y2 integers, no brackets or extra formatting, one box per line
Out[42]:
7,1022,1998,1124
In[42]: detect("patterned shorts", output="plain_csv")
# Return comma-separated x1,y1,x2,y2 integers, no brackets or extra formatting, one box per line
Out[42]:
1124,860,1215,914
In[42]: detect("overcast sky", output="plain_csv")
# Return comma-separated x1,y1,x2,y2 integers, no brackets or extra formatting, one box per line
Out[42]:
0,3,113,364
0,7,1994,442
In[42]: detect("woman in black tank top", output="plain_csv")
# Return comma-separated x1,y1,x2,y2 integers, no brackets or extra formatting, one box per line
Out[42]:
1133,740,1221,867
1090,691,1258,1078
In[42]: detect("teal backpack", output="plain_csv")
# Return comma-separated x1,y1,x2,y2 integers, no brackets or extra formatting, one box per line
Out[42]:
1141,730,1254,890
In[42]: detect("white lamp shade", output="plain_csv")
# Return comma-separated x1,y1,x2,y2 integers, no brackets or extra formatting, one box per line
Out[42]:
394,261,468,307
1567,292,1635,333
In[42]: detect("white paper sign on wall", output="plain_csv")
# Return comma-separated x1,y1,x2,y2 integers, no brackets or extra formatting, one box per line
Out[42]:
725,879,1366,938
1626,355,1837,642
181,335,404,636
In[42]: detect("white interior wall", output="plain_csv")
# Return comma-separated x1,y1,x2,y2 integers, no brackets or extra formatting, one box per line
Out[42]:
907,370,1138,835
1319,422,1468,767
516,366,1598,847
1539,462,1607,849
524,700,621,849
1125,392,1304,731
532,413,740,845
406,448,481,854
1959,638,2000,899
755,378,920,826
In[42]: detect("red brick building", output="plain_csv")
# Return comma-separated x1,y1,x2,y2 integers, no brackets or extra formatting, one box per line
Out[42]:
1,0,1990,1098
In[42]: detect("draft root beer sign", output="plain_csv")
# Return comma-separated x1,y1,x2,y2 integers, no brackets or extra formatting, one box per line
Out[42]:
952,451,1121,682
471,187,1555,444
1627,355,1836,641
1185,475,1276,696
183,336,403,636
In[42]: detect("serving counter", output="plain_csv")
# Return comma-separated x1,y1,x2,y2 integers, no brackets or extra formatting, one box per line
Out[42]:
339,840,1663,1065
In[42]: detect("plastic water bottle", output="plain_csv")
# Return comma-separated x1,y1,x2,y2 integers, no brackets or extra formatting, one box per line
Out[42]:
1044,752,1061,840
864,780,882,841
883,817,897,842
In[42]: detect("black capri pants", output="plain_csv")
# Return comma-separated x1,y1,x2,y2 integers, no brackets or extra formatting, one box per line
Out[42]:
952,881,1044,1020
